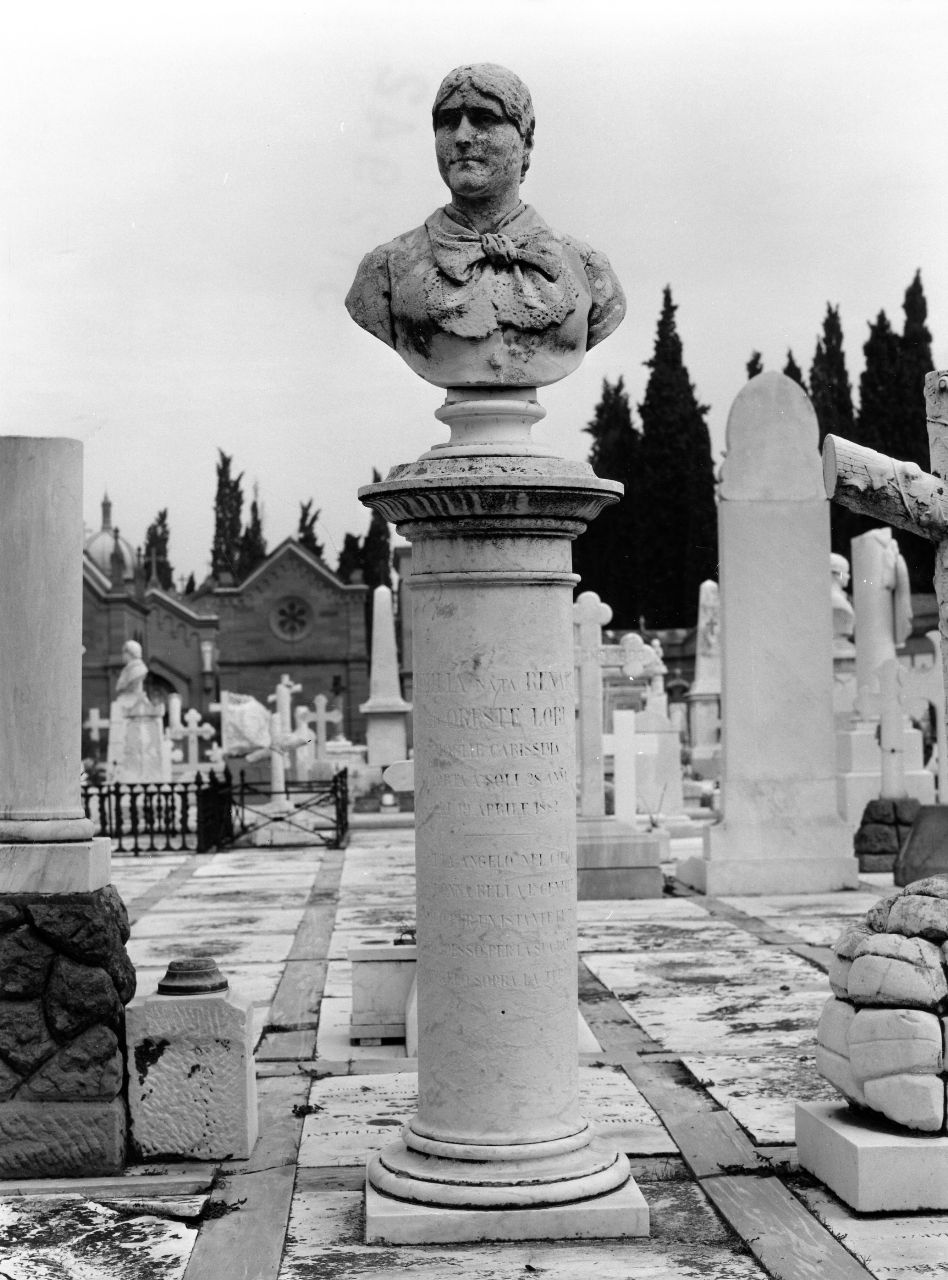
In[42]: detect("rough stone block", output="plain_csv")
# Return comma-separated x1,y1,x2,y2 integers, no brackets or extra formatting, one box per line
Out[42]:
0,998,57,1075
816,996,855,1056
863,798,896,824
887,894,948,943
126,987,258,1160
863,1073,945,1131
910,875,948,899
0,1098,126,1177
854,823,899,856
848,1008,942,1082
827,954,852,998
895,797,923,826
44,955,123,1039
20,1026,122,1100
815,1044,867,1107
895,806,948,886
848,934,947,1009
865,890,902,932
0,926,54,997
834,922,873,958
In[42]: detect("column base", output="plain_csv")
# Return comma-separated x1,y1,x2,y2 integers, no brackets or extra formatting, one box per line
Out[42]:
365,1170,649,1244
0,837,111,893
796,1101,948,1213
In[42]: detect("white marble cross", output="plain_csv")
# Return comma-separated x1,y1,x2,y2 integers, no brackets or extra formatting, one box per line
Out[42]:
169,707,216,769
83,707,107,744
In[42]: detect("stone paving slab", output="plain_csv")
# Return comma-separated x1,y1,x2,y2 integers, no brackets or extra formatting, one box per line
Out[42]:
278,1183,770,1279
298,1066,678,1170
0,1193,198,1277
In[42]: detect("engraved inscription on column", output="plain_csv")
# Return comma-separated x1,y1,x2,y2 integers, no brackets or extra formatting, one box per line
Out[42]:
413,659,582,1143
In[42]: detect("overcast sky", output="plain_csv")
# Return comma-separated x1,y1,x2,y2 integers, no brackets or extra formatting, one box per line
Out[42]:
3,0,946,586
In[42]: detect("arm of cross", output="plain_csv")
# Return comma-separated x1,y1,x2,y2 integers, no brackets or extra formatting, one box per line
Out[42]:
620,632,661,680
822,435,948,541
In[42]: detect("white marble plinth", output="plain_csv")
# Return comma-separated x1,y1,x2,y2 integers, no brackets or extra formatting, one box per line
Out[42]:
796,1100,948,1212
0,838,111,893
577,818,665,900
365,1168,649,1244
676,843,859,896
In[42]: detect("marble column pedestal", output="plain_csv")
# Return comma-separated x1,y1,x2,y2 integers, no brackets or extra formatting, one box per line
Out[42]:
0,439,134,1177
359,392,648,1243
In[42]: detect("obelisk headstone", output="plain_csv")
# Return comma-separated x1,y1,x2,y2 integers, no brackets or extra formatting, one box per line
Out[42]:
676,373,857,894
347,62,647,1242
360,585,412,767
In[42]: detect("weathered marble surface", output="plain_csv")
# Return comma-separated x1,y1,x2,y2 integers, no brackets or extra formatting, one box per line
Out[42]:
0,1194,197,1278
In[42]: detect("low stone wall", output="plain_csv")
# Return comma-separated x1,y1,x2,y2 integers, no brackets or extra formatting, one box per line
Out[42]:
853,797,921,872
0,885,134,1176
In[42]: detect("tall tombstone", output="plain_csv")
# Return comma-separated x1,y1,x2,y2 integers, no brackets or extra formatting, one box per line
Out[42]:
360,585,412,767
686,579,721,778
0,438,134,1176
347,64,646,1241
676,373,857,894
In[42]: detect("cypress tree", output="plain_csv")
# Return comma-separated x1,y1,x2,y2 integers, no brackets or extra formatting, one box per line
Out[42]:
857,312,901,455
572,376,641,627
637,287,718,628
745,351,764,380
783,350,806,391
809,306,856,562
236,487,268,580
808,305,854,451
889,273,935,590
336,533,363,583
210,450,244,584
297,500,324,558
142,509,174,591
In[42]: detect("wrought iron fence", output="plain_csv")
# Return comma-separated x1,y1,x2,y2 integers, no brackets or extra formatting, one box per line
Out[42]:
82,769,237,854
81,766,348,853
234,769,349,848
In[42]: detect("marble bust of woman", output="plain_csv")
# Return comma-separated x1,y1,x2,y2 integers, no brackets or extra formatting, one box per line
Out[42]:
345,63,625,389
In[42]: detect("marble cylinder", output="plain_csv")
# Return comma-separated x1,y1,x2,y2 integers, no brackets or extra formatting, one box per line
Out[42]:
359,394,646,1241
0,438,93,843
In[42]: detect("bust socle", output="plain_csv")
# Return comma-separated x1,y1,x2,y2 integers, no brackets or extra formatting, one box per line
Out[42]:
345,63,626,389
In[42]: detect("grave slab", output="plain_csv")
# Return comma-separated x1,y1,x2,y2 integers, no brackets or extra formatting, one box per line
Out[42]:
796,1099,948,1211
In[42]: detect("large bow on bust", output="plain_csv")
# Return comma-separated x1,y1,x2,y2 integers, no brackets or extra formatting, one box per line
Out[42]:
423,207,580,337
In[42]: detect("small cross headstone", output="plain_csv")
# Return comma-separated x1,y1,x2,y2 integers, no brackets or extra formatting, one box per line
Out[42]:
169,707,217,770
83,708,107,744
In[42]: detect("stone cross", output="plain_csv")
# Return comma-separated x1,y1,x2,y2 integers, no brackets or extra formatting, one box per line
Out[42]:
83,707,107,744
312,693,343,760
169,707,216,770
572,592,655,818
824,371,948,760
266,674,303,803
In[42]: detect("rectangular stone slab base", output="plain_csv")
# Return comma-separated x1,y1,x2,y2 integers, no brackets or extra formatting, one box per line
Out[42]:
365,1177,649,1244
577,818,665,900
676,852,859,895
0,1098,126,1178
796,1100,948,1212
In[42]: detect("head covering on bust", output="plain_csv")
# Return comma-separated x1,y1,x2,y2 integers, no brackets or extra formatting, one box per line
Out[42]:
432,63,535,148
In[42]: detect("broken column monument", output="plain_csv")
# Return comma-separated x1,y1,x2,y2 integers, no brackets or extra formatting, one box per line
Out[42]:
346,62,647,1242
0,437,135,1177
676,372,857,894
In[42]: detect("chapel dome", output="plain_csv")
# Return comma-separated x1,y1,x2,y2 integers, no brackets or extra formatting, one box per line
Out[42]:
85,494,136,581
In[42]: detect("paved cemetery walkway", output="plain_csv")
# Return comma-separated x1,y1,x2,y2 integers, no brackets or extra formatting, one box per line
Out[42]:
0,830,937,1279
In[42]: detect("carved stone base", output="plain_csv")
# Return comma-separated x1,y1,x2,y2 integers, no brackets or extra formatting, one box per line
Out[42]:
0,1097,126,1177
365,1165,649,1244
577,818,665,900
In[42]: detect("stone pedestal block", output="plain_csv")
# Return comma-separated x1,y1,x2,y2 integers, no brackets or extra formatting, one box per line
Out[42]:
796,1100,948,1212
576,817,664,900
358,392,646,1242
126,983,258,1160
349,944,418,1042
